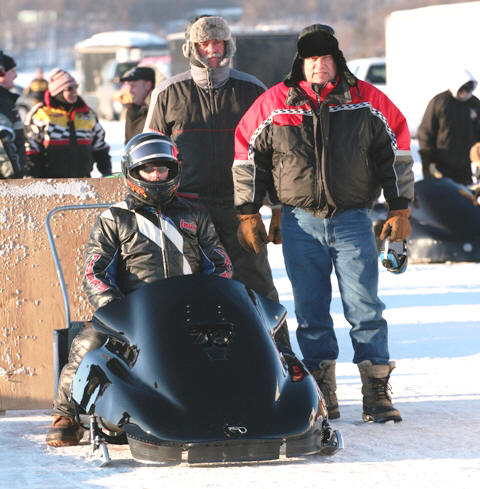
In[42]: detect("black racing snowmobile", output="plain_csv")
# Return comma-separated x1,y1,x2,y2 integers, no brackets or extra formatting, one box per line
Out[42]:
372,177,480,263
70,274,343,465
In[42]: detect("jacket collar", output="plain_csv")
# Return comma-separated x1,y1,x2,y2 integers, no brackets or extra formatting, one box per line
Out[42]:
0,85,19,103
285,76,353,107
44,90,89,113
190,63,230,89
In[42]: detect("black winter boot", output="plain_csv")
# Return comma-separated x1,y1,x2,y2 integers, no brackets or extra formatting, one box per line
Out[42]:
311,360,340,419
358,360,402,423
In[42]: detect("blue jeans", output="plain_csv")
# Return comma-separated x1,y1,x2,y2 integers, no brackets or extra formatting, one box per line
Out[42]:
281,206,389,370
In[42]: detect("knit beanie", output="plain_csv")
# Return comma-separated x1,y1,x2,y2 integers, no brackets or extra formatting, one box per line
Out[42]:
284,24,357,88
182,15,236,68
2,54,16,72
48,68,77,96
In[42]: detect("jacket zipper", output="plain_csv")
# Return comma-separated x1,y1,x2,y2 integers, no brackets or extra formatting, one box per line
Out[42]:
314,93,326,209
207,69,217,200
156,210,169,278
319,100,330,210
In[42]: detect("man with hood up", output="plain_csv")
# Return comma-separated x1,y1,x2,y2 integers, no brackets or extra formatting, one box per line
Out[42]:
233,24,414,423
144,15,291,350
418,69,480,185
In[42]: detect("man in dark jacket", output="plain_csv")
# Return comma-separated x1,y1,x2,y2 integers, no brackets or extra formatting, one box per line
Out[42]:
25,68,112,177
0,52,27,178
46,132,232,447
233,24,414,423
418,69,480,185
120,66,155,144
144,15,290,349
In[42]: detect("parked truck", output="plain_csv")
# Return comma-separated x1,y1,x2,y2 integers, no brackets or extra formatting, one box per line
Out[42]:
385,1,480,137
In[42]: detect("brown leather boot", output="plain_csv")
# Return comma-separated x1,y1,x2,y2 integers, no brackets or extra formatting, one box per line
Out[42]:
358,360,402,423
46,415,84,447
311,360,340,419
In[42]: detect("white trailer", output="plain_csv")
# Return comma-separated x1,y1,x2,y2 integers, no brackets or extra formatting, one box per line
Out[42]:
75,31,169,119
385,1,480,137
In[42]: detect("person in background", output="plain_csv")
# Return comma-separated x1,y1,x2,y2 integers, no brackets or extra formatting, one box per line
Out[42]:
46,132,232,447
120,66,155,144
23,67,48,104
144,15,291,350
418,69,480,185
0,51,27,179
233,24,414,423
24,68,112,178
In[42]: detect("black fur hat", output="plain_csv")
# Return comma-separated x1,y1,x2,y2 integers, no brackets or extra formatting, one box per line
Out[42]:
284,24,356,87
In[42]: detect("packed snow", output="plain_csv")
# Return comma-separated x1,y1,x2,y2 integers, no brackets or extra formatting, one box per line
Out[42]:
1,120,479,488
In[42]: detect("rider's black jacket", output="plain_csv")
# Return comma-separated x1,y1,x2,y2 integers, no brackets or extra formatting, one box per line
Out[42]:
83,194,232,309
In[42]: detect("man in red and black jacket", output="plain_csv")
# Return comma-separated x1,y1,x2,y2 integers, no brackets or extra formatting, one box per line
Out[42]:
233,24,414,424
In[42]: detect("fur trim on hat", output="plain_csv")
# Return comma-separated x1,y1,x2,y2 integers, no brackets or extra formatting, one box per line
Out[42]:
182,16,236,69
189,16,230,43
284,24,357,88
48,68,77,96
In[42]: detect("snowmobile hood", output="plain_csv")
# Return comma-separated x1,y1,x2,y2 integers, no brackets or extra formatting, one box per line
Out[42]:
73,275,321,444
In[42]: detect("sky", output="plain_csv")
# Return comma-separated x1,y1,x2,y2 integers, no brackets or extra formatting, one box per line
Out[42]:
0,120,479,488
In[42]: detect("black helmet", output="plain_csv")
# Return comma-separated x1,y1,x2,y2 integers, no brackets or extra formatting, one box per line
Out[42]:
380,239,408,274
121,132,181,207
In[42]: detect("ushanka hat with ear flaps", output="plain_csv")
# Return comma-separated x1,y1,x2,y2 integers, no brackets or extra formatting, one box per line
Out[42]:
284,24,357,87
182,15,236,68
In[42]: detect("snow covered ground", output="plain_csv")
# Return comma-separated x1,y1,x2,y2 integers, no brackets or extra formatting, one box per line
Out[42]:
1,121,479,488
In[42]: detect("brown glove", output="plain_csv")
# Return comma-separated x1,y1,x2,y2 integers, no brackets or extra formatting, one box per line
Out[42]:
380,209,411,242
267,207,282,244
237,213,268,254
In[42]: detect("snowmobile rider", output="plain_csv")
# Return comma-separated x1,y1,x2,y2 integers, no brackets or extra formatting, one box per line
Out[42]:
25,68,112,178
46,132,233,447
144,15,291,351
0,51,27,178
418,69,480,185
233,24,414,423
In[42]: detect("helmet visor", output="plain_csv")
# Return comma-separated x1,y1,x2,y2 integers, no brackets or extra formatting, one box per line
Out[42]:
128,138,178,173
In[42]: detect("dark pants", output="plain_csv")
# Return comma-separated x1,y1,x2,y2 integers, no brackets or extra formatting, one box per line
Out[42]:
204,203,291,349
53,324,106,417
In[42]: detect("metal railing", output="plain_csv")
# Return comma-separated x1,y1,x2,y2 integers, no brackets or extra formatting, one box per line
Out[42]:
45,204,112,329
